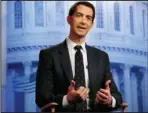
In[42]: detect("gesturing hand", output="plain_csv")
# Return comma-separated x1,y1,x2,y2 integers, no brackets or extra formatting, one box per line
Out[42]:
95,80,112,105
67,80,89,103
67,80,78,103
76,86,89,102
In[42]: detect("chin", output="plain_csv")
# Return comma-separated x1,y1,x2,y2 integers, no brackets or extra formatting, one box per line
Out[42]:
77,34,86,38
76,32,87,37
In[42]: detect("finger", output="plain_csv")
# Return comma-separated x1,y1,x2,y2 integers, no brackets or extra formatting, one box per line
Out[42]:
82,94,88,101
80,88,89,101
68,80,75,90
98,89,112,105
105,80,111,90
95,97,99,103
95,94,99,103
83,89,89,100
80,88,89,96
99,88,108,95
98,91,108,99
76,87,85,95
96,93,104,103
96,93,108,104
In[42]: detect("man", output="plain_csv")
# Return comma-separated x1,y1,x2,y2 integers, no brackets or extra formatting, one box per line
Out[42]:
35,1,123,112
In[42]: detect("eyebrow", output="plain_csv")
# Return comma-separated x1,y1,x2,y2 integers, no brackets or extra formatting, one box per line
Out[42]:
75,11,93,18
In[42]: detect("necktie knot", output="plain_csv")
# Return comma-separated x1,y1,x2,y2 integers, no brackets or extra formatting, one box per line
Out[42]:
74,45,82,51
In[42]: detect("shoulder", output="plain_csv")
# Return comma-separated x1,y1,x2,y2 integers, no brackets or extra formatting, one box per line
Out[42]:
41,43,61,53
40,41,64,54
86,45,109,57
38,41,64,59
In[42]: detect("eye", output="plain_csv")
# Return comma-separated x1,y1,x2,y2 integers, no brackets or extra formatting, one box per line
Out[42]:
87,16,92,21
76,13,82,17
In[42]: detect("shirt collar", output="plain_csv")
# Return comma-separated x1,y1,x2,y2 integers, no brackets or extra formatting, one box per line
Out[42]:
66,37,86,52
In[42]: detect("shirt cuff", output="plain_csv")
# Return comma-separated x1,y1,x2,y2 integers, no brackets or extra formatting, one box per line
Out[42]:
111,96,116,108
62,95,69,107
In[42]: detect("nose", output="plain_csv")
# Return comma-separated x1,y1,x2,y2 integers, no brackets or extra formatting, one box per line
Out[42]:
80,16,87,25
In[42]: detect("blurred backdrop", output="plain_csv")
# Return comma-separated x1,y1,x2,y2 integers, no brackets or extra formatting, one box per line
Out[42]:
1,1,148,112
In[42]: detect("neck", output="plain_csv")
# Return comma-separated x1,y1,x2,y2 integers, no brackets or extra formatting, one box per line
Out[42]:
68,33,85,45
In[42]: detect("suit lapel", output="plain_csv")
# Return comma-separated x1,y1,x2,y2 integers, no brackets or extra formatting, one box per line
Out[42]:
59,40,73,83
58,41,99,91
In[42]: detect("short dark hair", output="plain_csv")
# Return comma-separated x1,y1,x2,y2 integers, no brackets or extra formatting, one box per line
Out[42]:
68,1,95,22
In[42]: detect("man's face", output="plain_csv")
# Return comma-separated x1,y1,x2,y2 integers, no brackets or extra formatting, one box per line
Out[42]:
68,4,94,37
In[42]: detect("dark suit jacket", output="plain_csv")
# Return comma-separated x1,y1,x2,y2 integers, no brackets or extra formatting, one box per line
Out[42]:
35,39,123,112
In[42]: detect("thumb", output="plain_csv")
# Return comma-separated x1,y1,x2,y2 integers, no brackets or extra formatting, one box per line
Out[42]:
105,80,111,90
69,80,75,90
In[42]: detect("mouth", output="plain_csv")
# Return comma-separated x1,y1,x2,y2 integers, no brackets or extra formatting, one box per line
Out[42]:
78,26,87,30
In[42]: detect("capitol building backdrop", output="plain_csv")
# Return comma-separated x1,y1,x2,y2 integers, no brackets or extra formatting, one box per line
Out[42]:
1,1,148,112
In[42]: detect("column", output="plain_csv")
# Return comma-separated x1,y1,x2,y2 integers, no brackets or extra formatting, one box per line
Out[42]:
24,92,36,112
122,64,132,112
1,1,7,87
111,68,120,90
6,69,15,112
141,68,148,112
22,61,32,80
2,88,6,112
23,61,36,112
131,72,138,112
1,2,7,112
23,61,32,112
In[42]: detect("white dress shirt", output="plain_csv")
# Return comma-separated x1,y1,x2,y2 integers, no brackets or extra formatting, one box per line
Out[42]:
62,37,116,108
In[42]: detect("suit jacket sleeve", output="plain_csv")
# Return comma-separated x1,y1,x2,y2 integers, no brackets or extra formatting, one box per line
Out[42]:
104,53,123,109
35,50,64,109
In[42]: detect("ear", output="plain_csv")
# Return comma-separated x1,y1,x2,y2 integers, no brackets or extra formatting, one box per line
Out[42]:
67,16,72,24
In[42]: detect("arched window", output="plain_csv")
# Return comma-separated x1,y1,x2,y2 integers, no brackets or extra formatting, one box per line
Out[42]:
35,1,44,27
114,2,120,31
96,1,103,28
129,6,134,35
14,1,22,29
56,1,65,26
